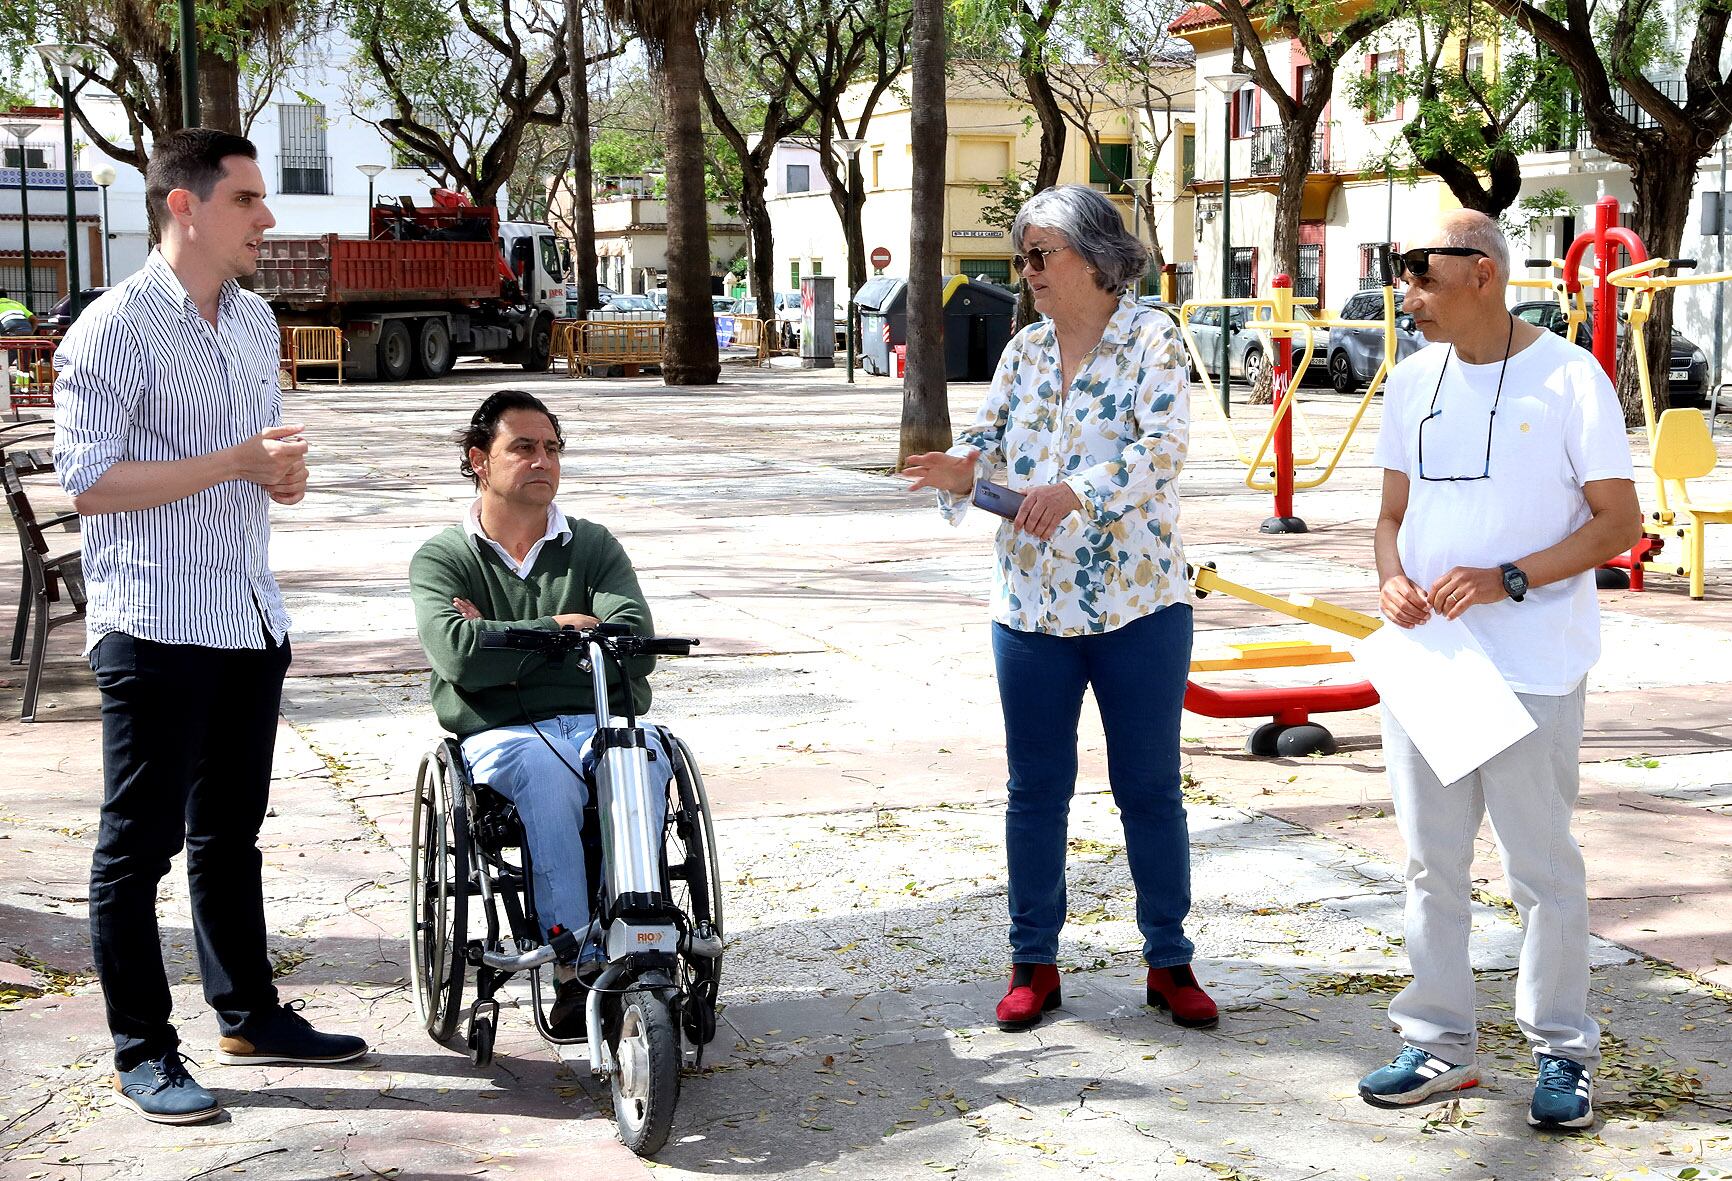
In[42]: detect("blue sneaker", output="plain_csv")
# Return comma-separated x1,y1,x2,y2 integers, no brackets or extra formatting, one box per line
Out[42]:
113,1052,221,1124
1529,1053,1594,1129
1358,1044,1479,1107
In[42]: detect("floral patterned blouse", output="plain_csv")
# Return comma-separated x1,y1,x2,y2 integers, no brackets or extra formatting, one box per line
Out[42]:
938,290,1190,636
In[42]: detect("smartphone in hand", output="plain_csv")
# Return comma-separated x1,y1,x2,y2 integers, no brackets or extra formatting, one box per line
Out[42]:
971,481,1026,520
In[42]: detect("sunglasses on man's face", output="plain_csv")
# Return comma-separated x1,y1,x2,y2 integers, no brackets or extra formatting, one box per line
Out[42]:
1392,246,1488,279
1014,244,1069,273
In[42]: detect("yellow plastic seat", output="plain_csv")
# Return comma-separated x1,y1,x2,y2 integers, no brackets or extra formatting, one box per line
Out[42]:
1652,408,1732,599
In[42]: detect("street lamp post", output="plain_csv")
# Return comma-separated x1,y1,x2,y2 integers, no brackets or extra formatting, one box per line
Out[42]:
35,43,104,322
836,136,867,385
2,123,38,315
356,163,387,236
179,0,199,127
1204,71,1253,419
92,163,115,283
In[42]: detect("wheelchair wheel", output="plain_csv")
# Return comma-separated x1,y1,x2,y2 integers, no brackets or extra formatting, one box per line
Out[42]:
665,735,723,1047
609,986,680,1156
410,741,470,1043
666,736,724,949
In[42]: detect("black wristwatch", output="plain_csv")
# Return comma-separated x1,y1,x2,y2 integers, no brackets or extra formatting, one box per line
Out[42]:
1499,562,1529,602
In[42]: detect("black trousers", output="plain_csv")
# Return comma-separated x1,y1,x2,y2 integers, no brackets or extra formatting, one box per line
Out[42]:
87,630,291,1070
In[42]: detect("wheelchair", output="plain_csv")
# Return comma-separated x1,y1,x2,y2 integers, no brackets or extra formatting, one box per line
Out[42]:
408,623,724,1156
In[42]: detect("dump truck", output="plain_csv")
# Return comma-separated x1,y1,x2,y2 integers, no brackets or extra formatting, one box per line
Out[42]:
252,189,566,381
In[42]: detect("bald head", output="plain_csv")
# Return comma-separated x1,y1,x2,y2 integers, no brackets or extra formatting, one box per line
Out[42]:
1422,209,1510,286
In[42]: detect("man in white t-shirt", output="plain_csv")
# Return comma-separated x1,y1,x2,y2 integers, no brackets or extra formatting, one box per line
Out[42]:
1355,211,1642,1132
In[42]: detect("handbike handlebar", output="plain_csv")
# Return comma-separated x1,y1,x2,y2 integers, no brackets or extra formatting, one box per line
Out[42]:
479,624,699,658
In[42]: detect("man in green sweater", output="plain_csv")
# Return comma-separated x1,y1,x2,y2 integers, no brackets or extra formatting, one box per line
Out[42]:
409,389,669,1035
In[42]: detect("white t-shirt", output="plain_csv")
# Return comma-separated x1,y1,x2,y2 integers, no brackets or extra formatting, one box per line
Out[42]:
1373,329,1633,694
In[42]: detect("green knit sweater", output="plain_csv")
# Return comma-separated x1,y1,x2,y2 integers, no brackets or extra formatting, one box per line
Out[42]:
409,517,655,738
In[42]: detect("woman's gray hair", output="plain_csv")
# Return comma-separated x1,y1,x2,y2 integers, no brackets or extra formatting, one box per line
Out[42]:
1012,184,1149,295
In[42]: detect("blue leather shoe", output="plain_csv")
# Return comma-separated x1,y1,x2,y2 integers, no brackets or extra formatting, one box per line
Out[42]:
113,1052,221,1124
1529,1053,1594,1130
217,999,367,1066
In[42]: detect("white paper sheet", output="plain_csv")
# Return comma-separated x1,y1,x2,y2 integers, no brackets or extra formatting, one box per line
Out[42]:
1353,615,1537,785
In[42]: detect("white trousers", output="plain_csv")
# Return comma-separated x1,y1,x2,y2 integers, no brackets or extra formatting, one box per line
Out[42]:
1383,680,1599,1069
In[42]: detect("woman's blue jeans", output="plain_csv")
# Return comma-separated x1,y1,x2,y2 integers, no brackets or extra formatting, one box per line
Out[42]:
991,604,1195,969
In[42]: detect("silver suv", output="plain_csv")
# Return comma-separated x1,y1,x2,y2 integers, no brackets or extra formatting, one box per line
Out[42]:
1328,289,1428,393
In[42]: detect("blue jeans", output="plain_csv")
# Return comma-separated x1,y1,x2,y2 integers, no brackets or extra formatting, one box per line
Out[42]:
992,604,1195,968
461,716,672,961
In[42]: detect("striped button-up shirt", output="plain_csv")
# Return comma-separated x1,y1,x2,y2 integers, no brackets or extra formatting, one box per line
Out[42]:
53,250,291,652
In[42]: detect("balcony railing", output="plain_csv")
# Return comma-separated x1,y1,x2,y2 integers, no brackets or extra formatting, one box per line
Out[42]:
1511,77,1688,155
278,152,331,196
1249,124,1330,177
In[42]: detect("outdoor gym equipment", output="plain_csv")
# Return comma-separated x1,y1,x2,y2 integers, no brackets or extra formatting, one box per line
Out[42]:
1608,252,1732,598
1179,265,1401,534
1522,193,1730,597
1185,562,1383,757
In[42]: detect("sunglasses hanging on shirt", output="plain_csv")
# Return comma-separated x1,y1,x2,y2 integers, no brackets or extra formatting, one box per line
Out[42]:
1417,314,1514,482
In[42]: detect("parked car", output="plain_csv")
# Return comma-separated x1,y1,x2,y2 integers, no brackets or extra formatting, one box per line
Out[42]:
735,294,802,349
593,294,662,321
1327,289,1428,393
1183,303,1329,388
41,287,110,335
711,295,737,315
1511,299,1709,406
562,281,616,318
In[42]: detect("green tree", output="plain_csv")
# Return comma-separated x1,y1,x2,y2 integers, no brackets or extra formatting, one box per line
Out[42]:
760,0,911,328
0,0,316,168
1476,0,1724,423
1198,0,1392,310
701,0,818,325
603,0,727,386
1344,0,1576,217
904,0,950,462
344,0,621,210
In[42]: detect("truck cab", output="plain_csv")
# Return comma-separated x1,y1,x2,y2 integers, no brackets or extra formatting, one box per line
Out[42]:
500,222,569,318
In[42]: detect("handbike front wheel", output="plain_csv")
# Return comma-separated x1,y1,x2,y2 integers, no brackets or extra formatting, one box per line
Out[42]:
609,989,680,1155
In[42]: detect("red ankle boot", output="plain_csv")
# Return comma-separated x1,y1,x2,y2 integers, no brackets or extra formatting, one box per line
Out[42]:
1146,964,1218,1028
996,963,1062,1032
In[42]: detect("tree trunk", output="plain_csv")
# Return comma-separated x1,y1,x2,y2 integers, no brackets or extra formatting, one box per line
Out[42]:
844,157,868,341
740,169,777,334
901,0,950,465
1012,69,1066,331
658,19,720,386
1253,120,1316,406
1410,122,1523,216
568,0,601,317
199,49,243,134
1619,150,1697,425
1269,121,1313,294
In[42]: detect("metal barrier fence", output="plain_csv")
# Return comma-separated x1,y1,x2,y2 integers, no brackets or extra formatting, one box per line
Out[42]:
555,316,774,376
279,326,345,388
2,337,57,417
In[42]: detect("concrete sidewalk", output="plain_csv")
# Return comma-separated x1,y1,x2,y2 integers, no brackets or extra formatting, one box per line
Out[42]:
3,359,1731,1180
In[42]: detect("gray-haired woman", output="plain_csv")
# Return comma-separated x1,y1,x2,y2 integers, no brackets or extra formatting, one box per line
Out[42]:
905,184,1214,1032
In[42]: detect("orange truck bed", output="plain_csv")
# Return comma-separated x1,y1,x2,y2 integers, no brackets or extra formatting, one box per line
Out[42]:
254,235,500,305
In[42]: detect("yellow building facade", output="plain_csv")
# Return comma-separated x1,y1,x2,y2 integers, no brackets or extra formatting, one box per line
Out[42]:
765,67,1195,299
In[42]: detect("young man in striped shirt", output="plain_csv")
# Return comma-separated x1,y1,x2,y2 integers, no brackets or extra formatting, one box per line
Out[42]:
54,128,365,1125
